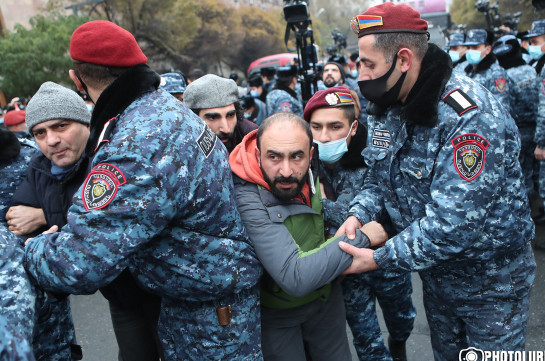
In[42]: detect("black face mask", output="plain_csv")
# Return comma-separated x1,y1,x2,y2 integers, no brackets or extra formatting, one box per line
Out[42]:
358,54,407,107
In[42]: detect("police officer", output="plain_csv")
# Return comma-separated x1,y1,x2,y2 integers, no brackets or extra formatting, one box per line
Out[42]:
447,33,467,70
159,72,186,102
526,21,545,226
22,20,263,361
248,74,268,103
493,35,538,199
338,3,535,360
462,29,511,111
304,87,416,361
266,65,303,116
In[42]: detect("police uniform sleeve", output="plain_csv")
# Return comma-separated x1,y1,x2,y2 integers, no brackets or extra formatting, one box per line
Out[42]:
234,179,369,297
373,88,528,271
535,71,545,148
0,227,35,343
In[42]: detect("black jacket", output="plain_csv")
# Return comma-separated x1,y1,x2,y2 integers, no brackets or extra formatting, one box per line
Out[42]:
12,152,89,235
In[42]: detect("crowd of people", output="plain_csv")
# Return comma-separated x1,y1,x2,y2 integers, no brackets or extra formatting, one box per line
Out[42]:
0,2,542,361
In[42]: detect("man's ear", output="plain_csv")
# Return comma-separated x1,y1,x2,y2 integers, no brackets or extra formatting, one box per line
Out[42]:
69,70,84,92
309,145,314,165
255,144,261,167
484,44,492,55
397,48,413,73
350,120,358,137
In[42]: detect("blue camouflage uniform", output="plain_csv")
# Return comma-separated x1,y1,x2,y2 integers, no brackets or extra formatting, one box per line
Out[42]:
349,44,536,360
318,126,415,361
535,63,545,201
0,227,36,352
493,35,539,197
23,66,263,361
266,89,303,116
0,315,35,361
462,55,511,113
0,131,36,226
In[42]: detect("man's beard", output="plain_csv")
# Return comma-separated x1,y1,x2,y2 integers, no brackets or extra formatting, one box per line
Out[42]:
324,76,338,88
218,130,236,153
261,165,309,201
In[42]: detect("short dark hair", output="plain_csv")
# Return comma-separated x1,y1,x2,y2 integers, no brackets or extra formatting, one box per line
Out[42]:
257,112,312,151
373,32,428,63
73,62,129,89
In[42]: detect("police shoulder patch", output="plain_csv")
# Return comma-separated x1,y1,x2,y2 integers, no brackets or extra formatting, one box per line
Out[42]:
196,125,217,158
451,133,490,181
494,77,507,93
82,163,126,211
442,89,478,116
280,102,292,112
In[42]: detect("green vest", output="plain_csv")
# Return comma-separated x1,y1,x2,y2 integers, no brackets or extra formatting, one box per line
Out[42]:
260,179,333,309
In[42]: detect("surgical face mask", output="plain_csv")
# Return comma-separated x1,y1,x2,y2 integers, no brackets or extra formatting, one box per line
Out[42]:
466,49,484,65
314,121,356,165
86,104,94,112
350,69,358,78
250,90,259,98
529,45,544,60
243,112,251,119
448,50,460,63
358,54,407,107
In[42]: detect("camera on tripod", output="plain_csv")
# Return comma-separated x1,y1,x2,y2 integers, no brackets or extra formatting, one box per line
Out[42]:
282,0,319,104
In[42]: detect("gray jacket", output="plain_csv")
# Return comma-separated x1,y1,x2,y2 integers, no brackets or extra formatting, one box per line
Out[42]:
233,175,370,297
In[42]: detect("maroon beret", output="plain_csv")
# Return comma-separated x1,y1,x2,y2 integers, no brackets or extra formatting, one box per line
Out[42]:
303,86,355,122
3,110,26,126
70,20,147,67
351,2,428,38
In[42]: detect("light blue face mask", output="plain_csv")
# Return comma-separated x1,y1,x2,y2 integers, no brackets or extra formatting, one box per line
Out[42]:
250,90,259,98
86,104,94,112
350,69,358,78
529,45,544,61
448,50,460,63
314,122,355,165
466,49,483,65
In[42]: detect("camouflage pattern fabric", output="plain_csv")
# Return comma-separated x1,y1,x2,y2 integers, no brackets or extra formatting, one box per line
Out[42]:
266,89,303,117
464,59,512,113
349,71,535,356
24,88,263,360
0,315,36,361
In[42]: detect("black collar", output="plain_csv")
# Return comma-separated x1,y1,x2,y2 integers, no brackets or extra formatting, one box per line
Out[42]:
85,65,160,157
400,43,453,127
498,52,527,69
274,82,298,100
536,55,545,75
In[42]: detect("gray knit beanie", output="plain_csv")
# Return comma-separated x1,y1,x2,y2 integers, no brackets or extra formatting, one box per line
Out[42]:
26,82,91,131
184,74,238,109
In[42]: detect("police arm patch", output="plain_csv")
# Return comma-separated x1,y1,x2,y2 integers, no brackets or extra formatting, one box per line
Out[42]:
280,102,293,112
82,163,126,211
494,77,507,93
442,89,478,116
196,125,217,158
451,133,490,181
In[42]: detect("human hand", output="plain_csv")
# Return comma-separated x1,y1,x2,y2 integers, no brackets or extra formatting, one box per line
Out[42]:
535,147,545,161
338,242,378,274
360,221,388,247
6,206,47,236
335,216,363,240
25,225,58,246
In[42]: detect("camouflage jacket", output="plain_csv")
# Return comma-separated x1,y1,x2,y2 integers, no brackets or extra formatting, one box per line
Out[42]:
266,87,303,117
463,53,511,113
349,44,533,272
503,63,538,129
534,62,545,147
24,66,262,302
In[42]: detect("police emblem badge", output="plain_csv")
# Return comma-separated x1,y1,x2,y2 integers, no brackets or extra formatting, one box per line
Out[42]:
495,77,507,93
451,134,489,181
82,163,126,211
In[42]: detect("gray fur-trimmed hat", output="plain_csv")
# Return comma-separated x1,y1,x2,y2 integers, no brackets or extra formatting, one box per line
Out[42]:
184,74,238,109
26,82,91,132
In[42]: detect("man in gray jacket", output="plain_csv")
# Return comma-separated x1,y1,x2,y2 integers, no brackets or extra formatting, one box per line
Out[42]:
228,112,387,361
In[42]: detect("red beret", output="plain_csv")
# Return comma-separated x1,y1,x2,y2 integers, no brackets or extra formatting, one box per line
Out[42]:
3,110,26,126
303,86,355,122
351,2,428,38
70,20,147,67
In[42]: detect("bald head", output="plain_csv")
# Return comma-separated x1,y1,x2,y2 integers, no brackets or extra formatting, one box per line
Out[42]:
256,112,312,151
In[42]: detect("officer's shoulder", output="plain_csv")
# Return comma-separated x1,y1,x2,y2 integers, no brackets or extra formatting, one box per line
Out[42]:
441,86,478,117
